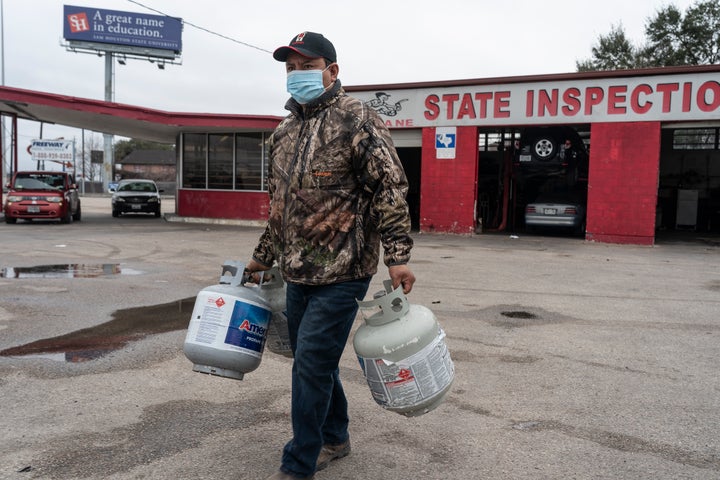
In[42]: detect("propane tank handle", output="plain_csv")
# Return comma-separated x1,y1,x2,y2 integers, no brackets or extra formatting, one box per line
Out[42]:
356,280,409,326
220,260,246,287
259,266,285,290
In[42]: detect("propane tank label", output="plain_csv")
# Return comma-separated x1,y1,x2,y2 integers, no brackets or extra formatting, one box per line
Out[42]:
357,331,454,409
224,300,270,357
186,292,270,359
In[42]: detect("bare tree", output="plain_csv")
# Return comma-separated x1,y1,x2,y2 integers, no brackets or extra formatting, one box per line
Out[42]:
77,132,104,183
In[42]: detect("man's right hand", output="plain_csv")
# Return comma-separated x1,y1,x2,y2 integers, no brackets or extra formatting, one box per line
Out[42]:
244,259,271,284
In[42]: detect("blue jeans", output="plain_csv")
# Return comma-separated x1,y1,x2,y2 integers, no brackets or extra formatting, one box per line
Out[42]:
280,277,371,477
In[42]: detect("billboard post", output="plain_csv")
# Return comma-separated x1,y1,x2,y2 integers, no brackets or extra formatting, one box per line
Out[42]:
103,51,112,189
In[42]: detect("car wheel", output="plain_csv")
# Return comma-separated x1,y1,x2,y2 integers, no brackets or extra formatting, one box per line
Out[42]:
154,208,161,218
5,216,17,224
112,208,120,218
73,203,82,221
530,135,558,161
61,208,73,224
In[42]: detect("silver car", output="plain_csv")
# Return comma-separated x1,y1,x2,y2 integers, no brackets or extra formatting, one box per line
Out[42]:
111,179,162,217
525,192,586,235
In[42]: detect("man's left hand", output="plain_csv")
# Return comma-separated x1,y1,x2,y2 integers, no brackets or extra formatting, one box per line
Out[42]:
389,264,416,294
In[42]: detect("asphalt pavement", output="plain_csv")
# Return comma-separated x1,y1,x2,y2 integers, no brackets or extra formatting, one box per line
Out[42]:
1,196,719,480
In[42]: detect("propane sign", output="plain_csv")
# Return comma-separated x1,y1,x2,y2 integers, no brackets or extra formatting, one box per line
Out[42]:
29,139,75,167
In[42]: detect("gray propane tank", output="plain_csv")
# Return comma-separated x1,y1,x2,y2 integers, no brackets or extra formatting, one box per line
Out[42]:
260,267,293,358
353,280,454,417
183,260,271,380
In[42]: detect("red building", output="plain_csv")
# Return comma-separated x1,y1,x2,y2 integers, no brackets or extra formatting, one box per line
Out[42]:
347,65,720,245
2,64,719,245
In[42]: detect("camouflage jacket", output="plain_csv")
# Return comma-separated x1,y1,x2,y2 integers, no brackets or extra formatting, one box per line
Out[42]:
252,80,413,285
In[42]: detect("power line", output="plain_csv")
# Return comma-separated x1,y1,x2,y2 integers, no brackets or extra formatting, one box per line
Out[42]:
126,0,272,54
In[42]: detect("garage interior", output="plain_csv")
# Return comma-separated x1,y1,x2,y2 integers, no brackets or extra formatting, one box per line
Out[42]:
477,126,590,236
657,126,720,234
476,125,720,239
397,147,422,231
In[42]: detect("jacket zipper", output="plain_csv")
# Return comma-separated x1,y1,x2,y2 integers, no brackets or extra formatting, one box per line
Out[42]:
280,114,312,269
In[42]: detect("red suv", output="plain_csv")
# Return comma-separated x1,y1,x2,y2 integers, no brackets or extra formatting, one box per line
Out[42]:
3,171,81,224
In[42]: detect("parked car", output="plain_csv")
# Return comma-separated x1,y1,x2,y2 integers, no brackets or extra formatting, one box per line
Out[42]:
525,191,586,235
3,171,81,224
111,179,162,217
514,126,589,185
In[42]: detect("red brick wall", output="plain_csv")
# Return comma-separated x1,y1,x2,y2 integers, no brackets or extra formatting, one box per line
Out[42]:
586,122,660,245
178,189,269,220
419,127,478,233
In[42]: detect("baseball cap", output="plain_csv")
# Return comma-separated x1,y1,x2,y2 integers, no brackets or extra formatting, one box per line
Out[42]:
273,31,337,63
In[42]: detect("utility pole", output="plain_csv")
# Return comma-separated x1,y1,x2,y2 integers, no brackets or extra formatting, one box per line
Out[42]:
103,51,114,190
1,0,7,184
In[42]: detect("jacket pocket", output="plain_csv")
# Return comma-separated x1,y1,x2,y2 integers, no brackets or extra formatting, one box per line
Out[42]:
307,136,356,189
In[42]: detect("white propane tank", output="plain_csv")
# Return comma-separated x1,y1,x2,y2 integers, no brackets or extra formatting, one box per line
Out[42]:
260,267,293,358
353,280,454,417
183,261,271,380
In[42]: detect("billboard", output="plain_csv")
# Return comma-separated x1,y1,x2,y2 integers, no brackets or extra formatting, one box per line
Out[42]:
63,5,182,59
30,139,75,168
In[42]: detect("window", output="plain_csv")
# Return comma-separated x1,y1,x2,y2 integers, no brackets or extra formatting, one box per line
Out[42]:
235,133,265,190
182,133,207,188
673,128,719,150
181,132,268,191
208,134,234,190
478,130,520,152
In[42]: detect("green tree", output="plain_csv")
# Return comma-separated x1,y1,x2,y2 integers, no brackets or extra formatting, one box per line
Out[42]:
639,4,686,66
577,0,720,71
114,138,173,161
678,0,720,63
576,24,637,72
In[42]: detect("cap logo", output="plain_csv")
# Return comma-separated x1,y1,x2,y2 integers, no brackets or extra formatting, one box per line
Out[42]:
273,31,336,63
293,32,306,44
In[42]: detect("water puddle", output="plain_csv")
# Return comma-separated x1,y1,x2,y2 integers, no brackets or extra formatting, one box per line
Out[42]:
0,263,143,279
501,311,538,319
0,297,195,362
490,307,565,328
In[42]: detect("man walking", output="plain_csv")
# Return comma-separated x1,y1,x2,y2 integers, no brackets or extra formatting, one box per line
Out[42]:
245,31,415,480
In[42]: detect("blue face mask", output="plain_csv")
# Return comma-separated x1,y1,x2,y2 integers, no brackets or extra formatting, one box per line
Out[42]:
286,66,330,104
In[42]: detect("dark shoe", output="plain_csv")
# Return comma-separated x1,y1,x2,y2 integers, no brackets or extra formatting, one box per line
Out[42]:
316,439,351,471
265,470,313,480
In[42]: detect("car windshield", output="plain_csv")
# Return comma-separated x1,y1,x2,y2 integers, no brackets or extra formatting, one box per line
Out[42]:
118,182,156,193
14,174,64,190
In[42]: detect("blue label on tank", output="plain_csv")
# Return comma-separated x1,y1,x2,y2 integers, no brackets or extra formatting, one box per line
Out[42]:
224,300,271,353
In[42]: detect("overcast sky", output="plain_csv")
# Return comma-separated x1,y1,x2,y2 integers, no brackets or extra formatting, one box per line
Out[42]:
3,0,695,170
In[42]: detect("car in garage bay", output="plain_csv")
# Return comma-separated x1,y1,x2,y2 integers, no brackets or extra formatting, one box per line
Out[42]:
525,191,586,235
515,126,589,185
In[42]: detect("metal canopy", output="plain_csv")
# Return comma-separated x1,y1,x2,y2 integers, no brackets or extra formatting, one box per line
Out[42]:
0,86,282,144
